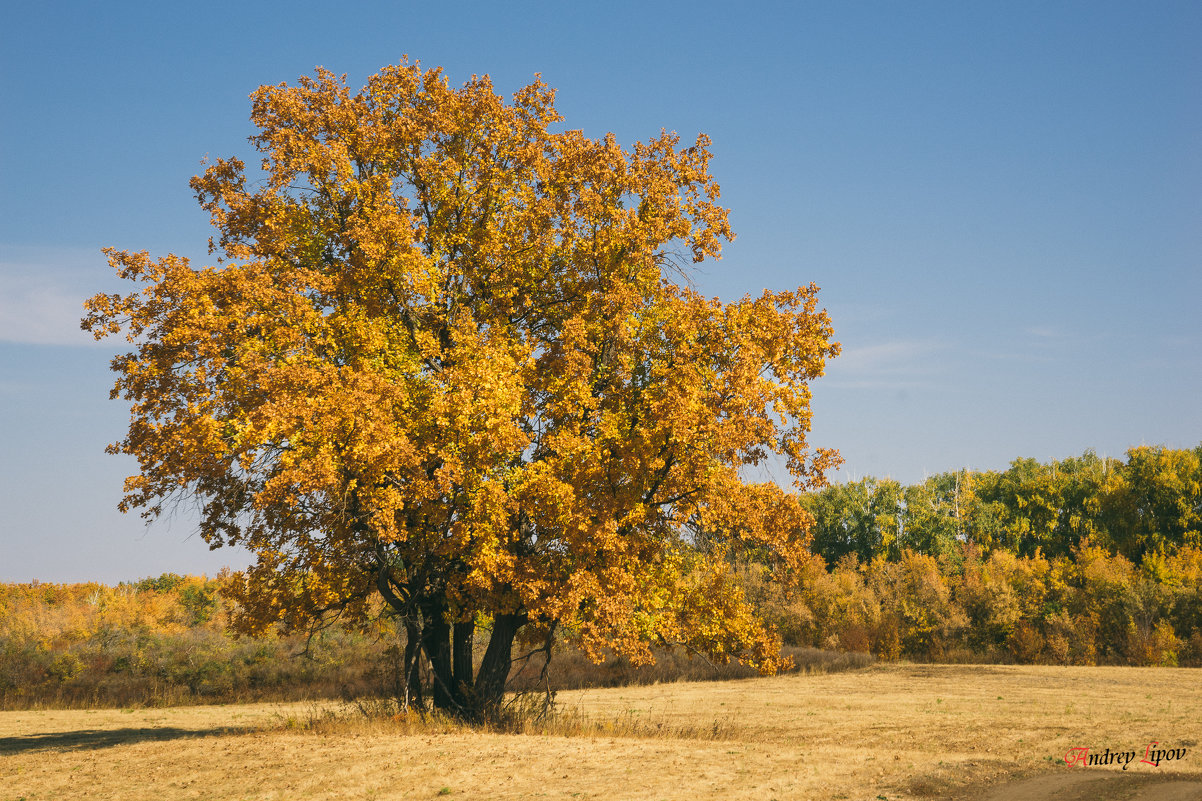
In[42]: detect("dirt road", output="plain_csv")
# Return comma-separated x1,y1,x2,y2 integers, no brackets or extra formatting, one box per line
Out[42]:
970,772,1202,801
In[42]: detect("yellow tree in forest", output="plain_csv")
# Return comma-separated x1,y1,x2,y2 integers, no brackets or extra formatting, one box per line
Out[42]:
83,61,840,719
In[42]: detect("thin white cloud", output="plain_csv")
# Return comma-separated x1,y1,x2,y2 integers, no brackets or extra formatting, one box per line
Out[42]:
1020,325,1089,349
0,246,116,347
822,339,946,389
979,324,1091,363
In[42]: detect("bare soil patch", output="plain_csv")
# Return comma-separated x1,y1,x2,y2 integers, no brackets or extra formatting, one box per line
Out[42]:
967,772,1202,801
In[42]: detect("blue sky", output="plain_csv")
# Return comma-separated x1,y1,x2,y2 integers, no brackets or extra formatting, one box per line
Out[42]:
2,1,1199,582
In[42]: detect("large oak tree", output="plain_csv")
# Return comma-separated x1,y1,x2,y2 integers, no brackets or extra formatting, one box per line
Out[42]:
83,61,840,720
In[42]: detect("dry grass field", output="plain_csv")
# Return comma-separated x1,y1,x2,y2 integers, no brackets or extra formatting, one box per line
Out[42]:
1,663,1199,800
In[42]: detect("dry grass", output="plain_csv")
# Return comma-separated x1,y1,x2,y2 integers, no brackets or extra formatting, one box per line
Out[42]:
508,643,877,692
1,663,1199,800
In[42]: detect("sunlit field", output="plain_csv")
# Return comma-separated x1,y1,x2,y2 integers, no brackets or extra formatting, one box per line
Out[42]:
2,663,1199,800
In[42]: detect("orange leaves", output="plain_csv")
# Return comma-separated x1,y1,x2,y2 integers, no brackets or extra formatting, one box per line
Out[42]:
84,60,841,677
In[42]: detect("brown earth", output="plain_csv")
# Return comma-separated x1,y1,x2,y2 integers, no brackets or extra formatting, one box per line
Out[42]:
969,772,1202,800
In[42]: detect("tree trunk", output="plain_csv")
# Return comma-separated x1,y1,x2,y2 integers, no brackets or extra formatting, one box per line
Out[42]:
402,619,424,711
452,618,475,707
421,600,455,711
472,612,525,719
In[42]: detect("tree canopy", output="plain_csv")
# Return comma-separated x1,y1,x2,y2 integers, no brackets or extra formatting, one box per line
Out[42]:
802,445,1202,567
83,60,840,719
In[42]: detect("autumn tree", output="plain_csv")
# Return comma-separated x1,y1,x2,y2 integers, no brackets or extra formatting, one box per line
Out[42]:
83,61,840,720
1095,446,1202,560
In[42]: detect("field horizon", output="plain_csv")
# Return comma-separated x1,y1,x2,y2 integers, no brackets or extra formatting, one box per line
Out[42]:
2,662,1198,800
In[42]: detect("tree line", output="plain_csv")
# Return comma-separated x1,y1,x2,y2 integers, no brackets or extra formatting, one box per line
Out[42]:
4,441,1200,711
744,540,1202,668
751,444,1202,667
0,575,385,708
803,445,1202,566
0,573,868,709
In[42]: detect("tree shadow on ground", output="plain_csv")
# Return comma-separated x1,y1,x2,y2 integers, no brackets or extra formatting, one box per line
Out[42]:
0,725,253,755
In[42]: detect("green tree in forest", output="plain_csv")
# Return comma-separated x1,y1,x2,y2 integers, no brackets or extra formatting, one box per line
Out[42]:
1096,446,1202,560
902,471,969,559
804,478,902,565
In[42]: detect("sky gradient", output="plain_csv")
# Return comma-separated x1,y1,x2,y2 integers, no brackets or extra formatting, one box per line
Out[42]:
2,1,1199,582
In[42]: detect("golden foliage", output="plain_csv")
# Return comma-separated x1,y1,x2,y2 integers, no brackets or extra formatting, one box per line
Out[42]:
82,60,839,711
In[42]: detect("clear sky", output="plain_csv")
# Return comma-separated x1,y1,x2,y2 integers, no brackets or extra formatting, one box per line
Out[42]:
2,1,1199,583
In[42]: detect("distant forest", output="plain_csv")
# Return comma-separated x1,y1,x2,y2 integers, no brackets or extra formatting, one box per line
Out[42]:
752,443,1202,667
804,444,1202,565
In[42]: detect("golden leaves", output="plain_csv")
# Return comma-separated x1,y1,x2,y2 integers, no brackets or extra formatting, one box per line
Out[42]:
84,60,840,672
